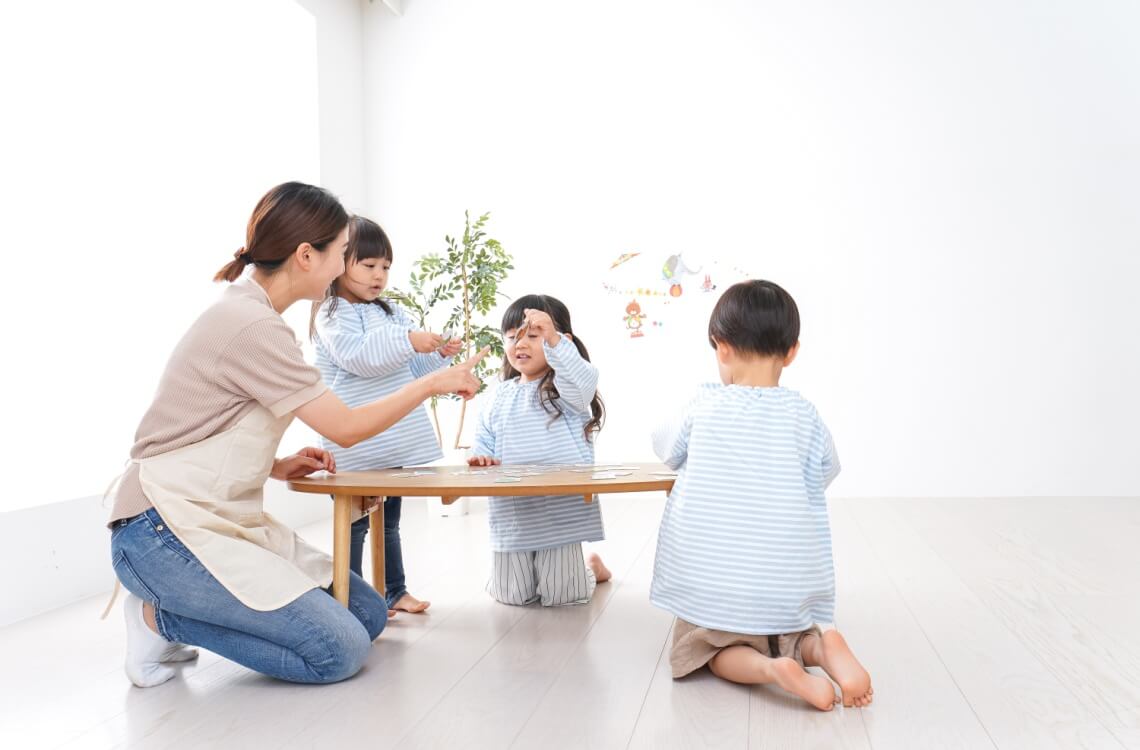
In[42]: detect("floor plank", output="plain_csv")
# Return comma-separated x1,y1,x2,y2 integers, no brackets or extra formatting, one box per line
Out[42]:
854,499,1124,749
510,526,671,749
391,495,660,749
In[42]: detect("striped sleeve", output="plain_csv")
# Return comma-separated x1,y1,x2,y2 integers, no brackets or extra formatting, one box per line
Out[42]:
410,350,449,379
652,387,712,470
470,386,500,458
543,336,598,415
818,417,841,488
392,304,448,379
652,408,694,471
315,301,414,378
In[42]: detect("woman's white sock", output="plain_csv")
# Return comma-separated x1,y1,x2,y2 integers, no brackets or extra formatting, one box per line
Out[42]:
123,594,177,687
159,642,199,663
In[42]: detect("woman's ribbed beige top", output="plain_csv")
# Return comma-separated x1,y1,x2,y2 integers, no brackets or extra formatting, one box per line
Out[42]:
107,278,327,523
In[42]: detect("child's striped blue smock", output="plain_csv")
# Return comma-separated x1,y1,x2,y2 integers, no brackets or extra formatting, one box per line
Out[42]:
650,384,840,634
471,336,604,552
313,299,446,470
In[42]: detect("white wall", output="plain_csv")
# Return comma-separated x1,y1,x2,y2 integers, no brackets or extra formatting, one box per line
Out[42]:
360,0,1140,498
0,0,322,512
0,0,366,624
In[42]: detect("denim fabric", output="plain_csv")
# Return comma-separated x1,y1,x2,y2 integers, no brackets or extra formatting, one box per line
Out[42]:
111,508,387,684
348,495,407,607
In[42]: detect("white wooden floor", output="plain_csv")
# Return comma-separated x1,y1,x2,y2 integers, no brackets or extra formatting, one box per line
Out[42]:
2,497,1138,749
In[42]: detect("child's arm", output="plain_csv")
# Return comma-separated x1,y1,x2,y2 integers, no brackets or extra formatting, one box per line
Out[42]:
410,338,463,378
544,336,599,414
523,308,598,414
316,303,418,379
817,418,841,489
467,388,500,464
652,409,694,471
652,386,712,470
402,309,462,378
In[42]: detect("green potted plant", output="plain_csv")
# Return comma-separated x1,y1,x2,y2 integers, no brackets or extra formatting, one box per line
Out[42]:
389,210,513,453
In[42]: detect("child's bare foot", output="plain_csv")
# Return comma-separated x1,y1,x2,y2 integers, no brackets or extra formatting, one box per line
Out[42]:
391,593,431,614
815,630,873,707
586,552,612,583
708,647,836,711
770,657,839,711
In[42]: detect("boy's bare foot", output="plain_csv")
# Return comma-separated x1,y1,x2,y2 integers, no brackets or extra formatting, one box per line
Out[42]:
770,657,839,711
391,593,431,614
814,630,873,707
708,646,836,711
586,552,612,583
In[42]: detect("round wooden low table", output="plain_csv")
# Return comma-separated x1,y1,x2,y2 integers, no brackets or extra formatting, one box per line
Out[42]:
287,462,676,605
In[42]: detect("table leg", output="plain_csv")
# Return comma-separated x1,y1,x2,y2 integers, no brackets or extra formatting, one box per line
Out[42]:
369,497,386,600
332,493,352,606
584,494,594,503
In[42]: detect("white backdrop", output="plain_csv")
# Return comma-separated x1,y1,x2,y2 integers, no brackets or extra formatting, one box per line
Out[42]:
2,0,1138,512
0,0,323,511
360,0,1140,497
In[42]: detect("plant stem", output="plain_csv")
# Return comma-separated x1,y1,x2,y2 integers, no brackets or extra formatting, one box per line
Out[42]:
454,215,474,449
430,401,443,449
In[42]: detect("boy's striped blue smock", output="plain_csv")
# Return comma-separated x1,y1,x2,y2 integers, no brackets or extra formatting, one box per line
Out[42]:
472,336,605,552
313,299,446,470
650,384,840,635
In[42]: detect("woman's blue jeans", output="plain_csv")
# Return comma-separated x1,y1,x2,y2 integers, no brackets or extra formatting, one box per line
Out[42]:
110,508,387,684
349,495,407,607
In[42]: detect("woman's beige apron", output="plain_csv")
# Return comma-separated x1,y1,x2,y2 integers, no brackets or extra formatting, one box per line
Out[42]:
135,404,333,611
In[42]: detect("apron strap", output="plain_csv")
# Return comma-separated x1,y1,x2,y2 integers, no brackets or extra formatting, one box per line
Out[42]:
99,579,121,621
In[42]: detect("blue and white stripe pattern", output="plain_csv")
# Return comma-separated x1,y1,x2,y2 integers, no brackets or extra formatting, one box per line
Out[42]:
472,336,604,552
650,384,840,634
313,299,445,470
487,543,597,606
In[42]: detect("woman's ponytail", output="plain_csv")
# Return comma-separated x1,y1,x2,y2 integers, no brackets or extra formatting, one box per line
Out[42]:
212,182,349,284
213,247,252,283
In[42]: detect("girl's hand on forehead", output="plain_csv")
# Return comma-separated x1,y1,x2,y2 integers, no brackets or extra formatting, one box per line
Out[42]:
522,308,562,347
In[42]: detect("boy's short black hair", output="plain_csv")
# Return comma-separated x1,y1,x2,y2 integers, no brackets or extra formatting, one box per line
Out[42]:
708,280,800,356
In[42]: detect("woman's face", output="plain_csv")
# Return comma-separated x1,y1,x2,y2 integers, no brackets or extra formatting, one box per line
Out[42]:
306,225,350,300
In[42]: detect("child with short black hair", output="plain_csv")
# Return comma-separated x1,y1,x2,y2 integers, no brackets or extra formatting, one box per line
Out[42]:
651,279,872,710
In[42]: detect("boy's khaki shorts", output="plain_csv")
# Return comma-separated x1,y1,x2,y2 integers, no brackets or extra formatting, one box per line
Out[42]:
669,618,824,678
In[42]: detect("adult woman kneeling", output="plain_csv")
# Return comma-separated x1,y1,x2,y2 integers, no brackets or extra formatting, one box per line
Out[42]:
106,182,484,687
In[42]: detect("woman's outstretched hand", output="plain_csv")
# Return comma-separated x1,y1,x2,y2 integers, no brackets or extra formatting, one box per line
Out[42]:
431,346,490,399
271,447,336,480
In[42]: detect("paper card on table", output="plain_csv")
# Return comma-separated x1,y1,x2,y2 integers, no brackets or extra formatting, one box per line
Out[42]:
494,476,521,483
591,471,632,480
